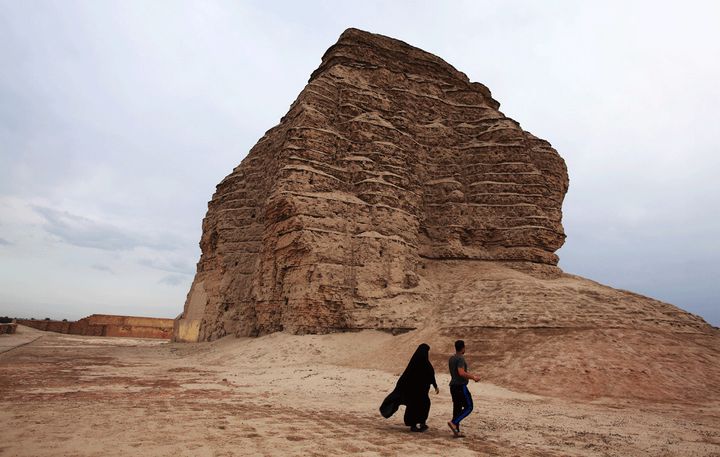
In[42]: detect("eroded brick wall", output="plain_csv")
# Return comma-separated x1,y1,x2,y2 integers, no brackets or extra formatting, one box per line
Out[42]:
17,314,173,339
0,323,17,334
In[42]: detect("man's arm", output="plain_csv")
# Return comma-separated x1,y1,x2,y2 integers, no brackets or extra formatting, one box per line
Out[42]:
457,366,480,382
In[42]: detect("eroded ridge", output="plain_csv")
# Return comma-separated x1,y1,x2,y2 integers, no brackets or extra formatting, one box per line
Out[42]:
173,29,569,340
173,29,710,343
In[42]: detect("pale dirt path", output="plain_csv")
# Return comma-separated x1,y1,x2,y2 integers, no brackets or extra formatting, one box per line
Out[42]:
0,328,718,456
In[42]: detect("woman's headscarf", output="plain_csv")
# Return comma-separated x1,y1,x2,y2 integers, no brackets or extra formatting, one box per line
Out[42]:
379,343,436,418
396,343,434,392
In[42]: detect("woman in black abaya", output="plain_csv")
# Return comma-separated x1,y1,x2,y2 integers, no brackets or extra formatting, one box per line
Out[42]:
379,343,439,432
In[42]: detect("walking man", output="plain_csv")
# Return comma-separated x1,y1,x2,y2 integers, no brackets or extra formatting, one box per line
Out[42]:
447,339,480,437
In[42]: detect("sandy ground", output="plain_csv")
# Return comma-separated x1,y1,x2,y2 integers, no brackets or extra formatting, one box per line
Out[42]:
1,326,718,457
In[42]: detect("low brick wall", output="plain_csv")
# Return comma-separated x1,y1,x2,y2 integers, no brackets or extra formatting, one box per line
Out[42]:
17,314,173,339
0,323,17,334
15,320,61,332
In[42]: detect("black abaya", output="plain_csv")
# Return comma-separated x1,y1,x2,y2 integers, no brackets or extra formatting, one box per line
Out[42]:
379,343,438,428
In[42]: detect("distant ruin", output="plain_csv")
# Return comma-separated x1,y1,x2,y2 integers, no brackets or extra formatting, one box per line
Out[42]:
18,314,173,339
0,322,17,334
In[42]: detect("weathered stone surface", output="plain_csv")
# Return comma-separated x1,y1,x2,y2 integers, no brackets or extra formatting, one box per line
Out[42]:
175,29,715,351
176,28,569,341
173,29,720,402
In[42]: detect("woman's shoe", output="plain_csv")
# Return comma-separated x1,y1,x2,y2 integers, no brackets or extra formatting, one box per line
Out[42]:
419,424,429,432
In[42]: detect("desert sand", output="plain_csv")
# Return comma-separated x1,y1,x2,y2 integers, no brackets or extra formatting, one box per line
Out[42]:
1,325,718,457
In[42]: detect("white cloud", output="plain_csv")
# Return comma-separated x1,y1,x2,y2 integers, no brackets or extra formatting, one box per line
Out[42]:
33,205,177,251
139,257,195,275
91,263,114,274
158,274,190,287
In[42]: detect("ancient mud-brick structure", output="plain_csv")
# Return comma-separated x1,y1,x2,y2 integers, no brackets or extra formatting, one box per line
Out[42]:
19,315,173,339
176,28,569,341
176,28,719,403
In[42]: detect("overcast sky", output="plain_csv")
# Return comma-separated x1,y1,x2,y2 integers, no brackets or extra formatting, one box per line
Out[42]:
0,1,718,326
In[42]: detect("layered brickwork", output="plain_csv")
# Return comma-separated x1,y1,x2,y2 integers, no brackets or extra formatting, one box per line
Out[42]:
168,29,720,403
176,29,568,341
18,314,173,339
175,29,715,347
